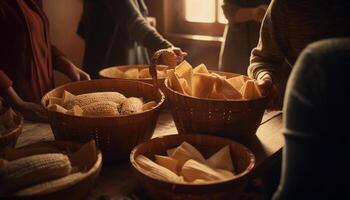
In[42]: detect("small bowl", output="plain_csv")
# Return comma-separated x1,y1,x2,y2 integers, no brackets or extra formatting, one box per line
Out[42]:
130,134,255,200
0,108,23,149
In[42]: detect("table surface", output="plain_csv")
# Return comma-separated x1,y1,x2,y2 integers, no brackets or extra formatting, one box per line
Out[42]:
18,110,284,199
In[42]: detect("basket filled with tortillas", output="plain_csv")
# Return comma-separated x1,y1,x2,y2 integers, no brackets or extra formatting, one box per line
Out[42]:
163,61,268,139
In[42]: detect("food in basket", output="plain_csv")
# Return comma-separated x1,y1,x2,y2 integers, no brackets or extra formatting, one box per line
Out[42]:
136,155,182,183
168,61,263,100
105,67,168,79
0,140,99,196
0,153,72,194
135,142,236,184
46,91,158,117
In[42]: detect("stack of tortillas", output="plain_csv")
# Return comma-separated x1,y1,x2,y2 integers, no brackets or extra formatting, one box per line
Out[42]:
167,61,262,100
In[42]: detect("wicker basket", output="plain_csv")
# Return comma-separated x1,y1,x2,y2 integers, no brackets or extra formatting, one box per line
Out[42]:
41,79,164,162
130,134,255,200
0,108,23,149
164,71,268,139
99,64,168,91
0,140,102,200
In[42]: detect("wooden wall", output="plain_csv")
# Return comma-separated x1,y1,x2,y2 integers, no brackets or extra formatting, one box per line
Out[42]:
43,0,85,85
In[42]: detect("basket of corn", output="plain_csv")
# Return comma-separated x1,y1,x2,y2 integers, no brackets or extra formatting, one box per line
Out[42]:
130,134,255,200
161,61,268,139
99,64,169,90
0,140,102,200
0,103,23,149
41,79,164,162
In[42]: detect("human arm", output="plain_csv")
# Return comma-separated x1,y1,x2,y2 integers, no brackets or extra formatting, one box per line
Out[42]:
51,46,90,81
0,70,47,122
222,0,268,23
248,0,287,100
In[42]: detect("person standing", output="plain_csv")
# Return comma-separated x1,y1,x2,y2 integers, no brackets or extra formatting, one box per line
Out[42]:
78,0,186,78
219,0,270,74
0,0,90,122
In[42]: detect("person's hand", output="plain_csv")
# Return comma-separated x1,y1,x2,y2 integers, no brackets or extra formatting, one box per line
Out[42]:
151,47,187,68
147,17,157,28
55,56,90,81
252,4,268,22
66,65,91,81
256,77,279,110
17,101,48,122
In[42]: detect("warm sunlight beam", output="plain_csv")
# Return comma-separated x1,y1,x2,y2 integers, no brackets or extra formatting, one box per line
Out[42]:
185,0,216,23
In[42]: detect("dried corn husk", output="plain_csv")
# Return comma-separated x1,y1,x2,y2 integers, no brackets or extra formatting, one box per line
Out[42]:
191,73,216,98
136,155,181,183
47,97,63,107
123,68,139,79
240,80,262,99
142,101,157,111
175,60,192,86
207,145,235,173
66,105,84,116
155,155,178,174
170,142,206,168
193,64,209,74
226,75,246,91
181,159,234,182
108,68,124,78
139,68,151,79
47,104,67,114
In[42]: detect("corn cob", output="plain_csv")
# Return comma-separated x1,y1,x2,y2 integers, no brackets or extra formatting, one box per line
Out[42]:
81,101,119,117
0,153,72,194
181,159,234,182
155,155,178,174
142,101,157,111
193,64,209,74
63,92,126,110
120,97,143,115
171,142,206,168
207,145,235,173
136,155,181,183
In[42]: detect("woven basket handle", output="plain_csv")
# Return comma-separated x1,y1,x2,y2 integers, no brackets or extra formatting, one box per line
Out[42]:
149,54,160,93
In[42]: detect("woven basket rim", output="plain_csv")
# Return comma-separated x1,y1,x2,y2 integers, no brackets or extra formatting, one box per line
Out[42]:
99,64,168,80
0,110,23,139
6,150,102,197
130,134,255,187
164,79,267,103
41,79,165,119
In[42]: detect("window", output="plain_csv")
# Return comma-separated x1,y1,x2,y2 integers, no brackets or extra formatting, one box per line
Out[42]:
185,0,227,24
164,0,226,38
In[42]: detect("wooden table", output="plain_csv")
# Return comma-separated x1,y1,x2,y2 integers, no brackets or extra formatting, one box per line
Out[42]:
17,110,284,199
